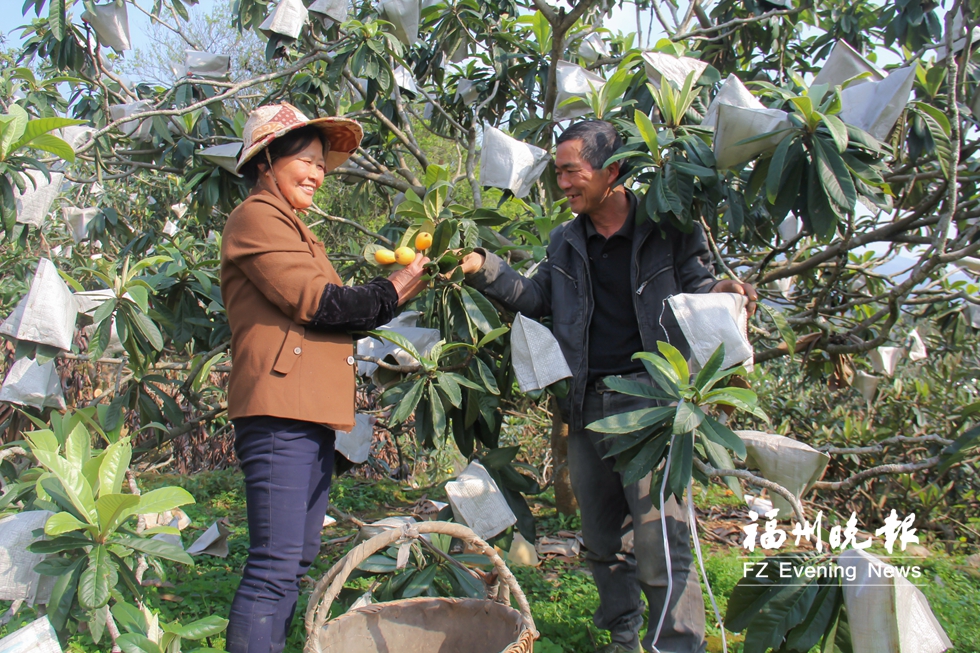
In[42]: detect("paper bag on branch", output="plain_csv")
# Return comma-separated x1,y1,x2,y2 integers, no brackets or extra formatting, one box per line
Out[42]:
969,304,980,329
308,0,348,26
641,51,708,90
355,313,440,376
771,277,794,300
13,170,64,228
199,142,243,175
380,0,420,46
667,293,753,372
907,329,927,362
163,220,179,237
870,346,904,377
186,521,231,558
479,125,550,199
81,1,131,53
812,40,885,89
445,461,516,540
259,0,308,40
0,258,77,351
577,32,609,65
936,9,980,59
510,313,572,392
335,413,376,464
184,51,231,79
0,511,55,605
0,616,62,653
393,65,418,94
109,100,154,142
535,536,580,557
0,359,66,410
73,289,115,317
777,214,803,241
554,61,605,121
839,549,952,653
713,103,792,169
838,66,916,142
58,125,94,152
853,370,880,402
702,74,764,130
63,207,98,244
455,79,480,105
737,430,829,518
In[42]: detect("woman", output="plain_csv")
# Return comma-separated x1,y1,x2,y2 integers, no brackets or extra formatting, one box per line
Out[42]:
220,103,429,653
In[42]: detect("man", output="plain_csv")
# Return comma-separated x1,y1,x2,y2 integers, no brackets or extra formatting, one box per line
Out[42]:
461,120,756,653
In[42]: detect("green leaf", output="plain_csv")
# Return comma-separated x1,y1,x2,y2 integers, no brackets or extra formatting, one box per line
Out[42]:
693,344,726,393
759,303,795,356
135,486,196,515
358,554,398,573
79,544,117,610
600,376,674,401
429,390,446,438
700,434,741,496
812,137,856,212
390,379,424,424
936,423,980,475
673,400,704,434
785,583,842,652
766,134,797,204
588,406,674,434
742,580,819,653
401,563,439,598
435,372,462,408
480,445,519,469
821,114,849,153
372,329,421,361
28,533,93,555
48,0,67,40
131,311,164,351
698,416,746,458
475,358,499,395
99,438,133,496
726,577,783,632
912,102,954,179
44,511,90,536
64,422,91,470
632,352,681,396
31,448,98,524
477,326,509,348
96,493,140,536
117,633,163,653
618,432,670,486
47,556,85,632
112,535,194,565
460,286,501,335
634,111,660,153
163,615,229,639
666,430,694,499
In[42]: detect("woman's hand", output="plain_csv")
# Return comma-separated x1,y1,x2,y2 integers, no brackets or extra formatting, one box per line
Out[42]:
388,252,431,305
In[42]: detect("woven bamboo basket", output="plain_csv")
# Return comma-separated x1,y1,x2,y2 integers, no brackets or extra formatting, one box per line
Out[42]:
304,521,537,653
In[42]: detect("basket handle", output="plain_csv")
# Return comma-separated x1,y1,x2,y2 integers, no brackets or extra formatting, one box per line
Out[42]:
303,521,537,645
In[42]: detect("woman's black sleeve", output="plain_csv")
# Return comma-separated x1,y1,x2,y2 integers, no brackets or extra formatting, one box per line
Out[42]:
305,277,399,332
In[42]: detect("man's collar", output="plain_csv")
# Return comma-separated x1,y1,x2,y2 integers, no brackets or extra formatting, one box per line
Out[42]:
583,190,637,239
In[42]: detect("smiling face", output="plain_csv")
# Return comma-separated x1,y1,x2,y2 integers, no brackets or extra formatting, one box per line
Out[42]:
554,139,617,216
268,137,326,210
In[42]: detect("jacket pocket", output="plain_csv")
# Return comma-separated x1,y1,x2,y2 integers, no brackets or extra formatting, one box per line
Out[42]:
636,264,675,297
272,323,306,375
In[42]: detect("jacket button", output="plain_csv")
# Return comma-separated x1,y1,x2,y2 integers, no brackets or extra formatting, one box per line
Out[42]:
346,355,355,365
293,347,302,355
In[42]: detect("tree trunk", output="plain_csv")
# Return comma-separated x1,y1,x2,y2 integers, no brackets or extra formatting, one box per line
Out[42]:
550,397,577,515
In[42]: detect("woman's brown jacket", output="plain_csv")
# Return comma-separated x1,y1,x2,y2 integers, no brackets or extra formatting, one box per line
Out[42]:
220,187,357,431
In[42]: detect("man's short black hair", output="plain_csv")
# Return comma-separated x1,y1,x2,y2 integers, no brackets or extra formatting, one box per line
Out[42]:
555,120,623,171
240,125,327,186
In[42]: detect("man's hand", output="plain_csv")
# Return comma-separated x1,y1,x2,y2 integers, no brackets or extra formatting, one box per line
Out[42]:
712,279,758,317
459,251,485,275
388,252,430,305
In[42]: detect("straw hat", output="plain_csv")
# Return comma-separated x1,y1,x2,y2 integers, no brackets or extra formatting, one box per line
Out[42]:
235,103,362,173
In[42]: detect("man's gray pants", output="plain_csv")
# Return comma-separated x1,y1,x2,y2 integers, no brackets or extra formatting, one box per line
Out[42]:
569,376,706,653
